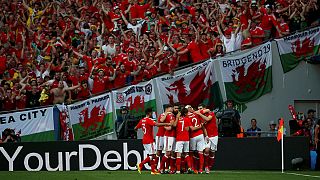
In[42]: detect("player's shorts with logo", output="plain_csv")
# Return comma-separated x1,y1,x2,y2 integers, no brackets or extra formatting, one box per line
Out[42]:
163,136,176,152
190,134,205,151
155,136,164,151
143,142,156,155
204,136,218,151
175,141,190,153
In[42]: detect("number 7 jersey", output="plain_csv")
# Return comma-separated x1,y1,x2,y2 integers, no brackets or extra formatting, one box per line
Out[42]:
176,117,192,141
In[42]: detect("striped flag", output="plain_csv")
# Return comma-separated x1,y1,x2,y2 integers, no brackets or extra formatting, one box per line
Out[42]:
277,118,284,142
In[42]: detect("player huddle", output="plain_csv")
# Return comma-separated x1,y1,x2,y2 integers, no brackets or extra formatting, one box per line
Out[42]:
134,103,218,175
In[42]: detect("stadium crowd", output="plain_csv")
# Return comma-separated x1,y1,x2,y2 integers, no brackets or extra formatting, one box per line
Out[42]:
0,0,319,112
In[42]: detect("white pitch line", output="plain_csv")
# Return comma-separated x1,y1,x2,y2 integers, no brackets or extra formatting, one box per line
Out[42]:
212,171,280,174
285,172,320,178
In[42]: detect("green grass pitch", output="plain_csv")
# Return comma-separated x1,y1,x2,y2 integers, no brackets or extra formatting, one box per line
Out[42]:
1,171,320,180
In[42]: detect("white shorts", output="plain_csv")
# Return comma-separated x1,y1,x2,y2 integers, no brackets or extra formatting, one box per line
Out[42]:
175,141,190,153
190,134,205,152
163,136,176,153
155,136,164,151
204,136,218,151
143,143,156,155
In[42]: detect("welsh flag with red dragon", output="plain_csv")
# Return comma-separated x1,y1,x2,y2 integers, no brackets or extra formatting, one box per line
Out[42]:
67,93,114,140
113,80,157,122
275,26,320,73
156,60,223,110
219,42,272,104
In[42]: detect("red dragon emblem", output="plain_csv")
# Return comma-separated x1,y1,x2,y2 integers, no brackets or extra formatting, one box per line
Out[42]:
126,95,145,113
78,105,106,134
291,37,315,58
231,59,266,94
166,71,212,108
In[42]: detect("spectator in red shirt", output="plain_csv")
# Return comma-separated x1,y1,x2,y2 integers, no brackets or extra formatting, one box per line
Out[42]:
76,80,91,100
89,68,116,95
249,20,265,46
274,14,290,38
114,64,141,88
1,88,16,111
177,30,204,63
260,4,276,40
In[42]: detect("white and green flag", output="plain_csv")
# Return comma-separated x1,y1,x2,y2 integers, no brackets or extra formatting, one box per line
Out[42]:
0,107,54,142
275,27,320,73
113,80,157,121
219,42,272,104
67,93,114,140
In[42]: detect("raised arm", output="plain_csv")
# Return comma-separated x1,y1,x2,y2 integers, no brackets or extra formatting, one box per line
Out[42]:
22,0,31,10
216,20,224,37
108,69,117,81
64,84,80,91
177,48,189,55
130,66,142,76
195,110,212,122
72,49,84,58
120,11,129,26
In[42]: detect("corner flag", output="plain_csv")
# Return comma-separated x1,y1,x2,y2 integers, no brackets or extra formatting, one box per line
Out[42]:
277,118,284,142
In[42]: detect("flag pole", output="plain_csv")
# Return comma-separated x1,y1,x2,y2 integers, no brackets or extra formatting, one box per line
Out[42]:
281,129,284,173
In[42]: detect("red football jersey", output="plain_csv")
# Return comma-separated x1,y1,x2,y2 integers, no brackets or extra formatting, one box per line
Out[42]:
202,111,218,137
156,113,166,137
164,113,176,137
176,117,191,141
187,112,203,138
136,117,156,144
187,41,204,63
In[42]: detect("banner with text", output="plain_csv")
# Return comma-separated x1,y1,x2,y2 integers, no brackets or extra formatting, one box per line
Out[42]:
113,80,157,124
0,107,54,142
219,42,272,104
156,60,223,110
275,27,320,73
67,93,114,140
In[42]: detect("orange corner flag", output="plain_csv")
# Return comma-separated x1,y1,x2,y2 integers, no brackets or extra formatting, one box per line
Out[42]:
277,118,284,142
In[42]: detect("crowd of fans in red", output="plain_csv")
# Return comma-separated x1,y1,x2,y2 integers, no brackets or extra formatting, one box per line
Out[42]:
0,0,319,112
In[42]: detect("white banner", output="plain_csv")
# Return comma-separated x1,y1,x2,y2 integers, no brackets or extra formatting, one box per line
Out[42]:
219,42,272,82
113,80,156,111
0,107,54,136
275,26,320,55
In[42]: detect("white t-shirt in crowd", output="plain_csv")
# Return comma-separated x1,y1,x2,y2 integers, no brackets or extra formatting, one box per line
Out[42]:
127,20,145,36
234,32,243,51
102,44,116,57
222,34,236,53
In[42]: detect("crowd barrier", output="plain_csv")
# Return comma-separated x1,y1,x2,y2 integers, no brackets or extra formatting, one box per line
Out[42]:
0,137,309,171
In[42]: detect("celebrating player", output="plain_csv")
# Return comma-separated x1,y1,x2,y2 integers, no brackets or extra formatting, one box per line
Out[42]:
186,105,206,174
173,108,193,174
195,104,218,174
159,104,176,174
135,108,169,175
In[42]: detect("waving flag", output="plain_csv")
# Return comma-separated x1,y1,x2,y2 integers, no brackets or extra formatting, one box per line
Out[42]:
277,118,284,142
275,26,320,73
218,42,272,104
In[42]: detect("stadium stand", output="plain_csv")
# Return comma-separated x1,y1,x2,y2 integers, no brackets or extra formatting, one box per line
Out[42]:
0,0,319,112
